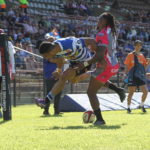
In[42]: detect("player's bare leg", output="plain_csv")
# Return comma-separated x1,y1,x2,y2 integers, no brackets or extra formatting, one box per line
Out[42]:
51,68,76,95
70,72,90,84
127,86,136,113
105,81,126,102
87,77,105,125
36,68,77,108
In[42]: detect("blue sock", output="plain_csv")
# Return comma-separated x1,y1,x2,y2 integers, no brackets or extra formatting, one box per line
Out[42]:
46,92,55,102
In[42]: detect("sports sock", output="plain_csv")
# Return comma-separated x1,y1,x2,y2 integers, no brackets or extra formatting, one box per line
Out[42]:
127,105,130,109
46,92,55,102
94,108,104,121
108,82,121,93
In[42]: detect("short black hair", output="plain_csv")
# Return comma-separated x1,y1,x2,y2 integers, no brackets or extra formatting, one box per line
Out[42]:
39,41,55,54
134,40,143,46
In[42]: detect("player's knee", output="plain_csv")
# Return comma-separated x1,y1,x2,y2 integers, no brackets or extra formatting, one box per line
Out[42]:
60,69,75,81
64,68,74,75
128,88,135,94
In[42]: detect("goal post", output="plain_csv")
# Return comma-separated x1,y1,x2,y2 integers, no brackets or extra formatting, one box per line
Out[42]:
0,33,12,121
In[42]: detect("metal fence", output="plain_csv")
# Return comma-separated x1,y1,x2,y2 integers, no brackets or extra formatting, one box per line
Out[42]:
11,69,125,106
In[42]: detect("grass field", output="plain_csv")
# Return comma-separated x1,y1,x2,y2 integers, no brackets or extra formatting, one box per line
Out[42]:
0,105,150,150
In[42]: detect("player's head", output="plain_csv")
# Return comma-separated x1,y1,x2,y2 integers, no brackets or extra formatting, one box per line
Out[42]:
39,41,57,59
97,12,116,35
134,40,143,52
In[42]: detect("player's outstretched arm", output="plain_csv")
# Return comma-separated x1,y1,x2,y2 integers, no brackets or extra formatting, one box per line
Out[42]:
74,38,107,70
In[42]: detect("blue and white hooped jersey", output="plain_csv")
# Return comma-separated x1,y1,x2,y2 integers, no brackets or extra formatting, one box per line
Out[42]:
54,37,94,62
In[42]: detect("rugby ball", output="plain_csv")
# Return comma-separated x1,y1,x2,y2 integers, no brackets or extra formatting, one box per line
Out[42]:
83,111,95,123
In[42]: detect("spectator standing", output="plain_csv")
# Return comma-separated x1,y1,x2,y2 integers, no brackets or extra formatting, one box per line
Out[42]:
19,0,28,13
36,35,62,116
124,40,150,113
42,58,62,115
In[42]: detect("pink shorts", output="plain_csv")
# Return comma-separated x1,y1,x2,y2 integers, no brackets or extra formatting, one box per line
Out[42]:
95,63,119,83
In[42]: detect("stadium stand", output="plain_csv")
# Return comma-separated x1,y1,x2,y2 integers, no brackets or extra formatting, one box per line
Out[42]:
113,0,150,23
0,0,150,105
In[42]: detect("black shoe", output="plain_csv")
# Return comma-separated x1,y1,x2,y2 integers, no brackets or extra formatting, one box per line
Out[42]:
127,108,131,114
94,120,106,125
142,107,147,113
54,112,60,115
139,106,147,113
35,98,46,109
117,88,126,102
43,110,50,116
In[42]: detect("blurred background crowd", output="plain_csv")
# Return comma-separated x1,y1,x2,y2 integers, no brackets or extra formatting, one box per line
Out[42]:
0,0,150,94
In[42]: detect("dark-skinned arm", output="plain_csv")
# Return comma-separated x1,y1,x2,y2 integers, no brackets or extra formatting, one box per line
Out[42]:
49,57,66,71
82,37,107,67
82,37,97,52
87,45,107,68
48,57,66,79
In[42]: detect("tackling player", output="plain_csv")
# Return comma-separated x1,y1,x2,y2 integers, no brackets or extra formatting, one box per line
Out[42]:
35,36,99,107
36,35,125,123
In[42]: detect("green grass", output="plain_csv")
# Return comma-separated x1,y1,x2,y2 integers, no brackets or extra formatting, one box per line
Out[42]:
0,105,150,150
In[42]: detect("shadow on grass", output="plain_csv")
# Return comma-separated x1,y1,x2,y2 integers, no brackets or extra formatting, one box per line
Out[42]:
127,112,148,115
138,112,148,115
38,123,127,130
39,114,63,118
0,120,10,125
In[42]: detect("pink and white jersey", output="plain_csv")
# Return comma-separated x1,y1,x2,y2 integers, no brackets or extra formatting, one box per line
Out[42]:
96,27,118,66
93,26,119,83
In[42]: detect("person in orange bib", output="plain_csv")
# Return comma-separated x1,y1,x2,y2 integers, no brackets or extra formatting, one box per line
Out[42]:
124,40,150,113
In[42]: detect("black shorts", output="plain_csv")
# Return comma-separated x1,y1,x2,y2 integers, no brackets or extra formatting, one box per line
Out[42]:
69,62,91,76
128,76,146,87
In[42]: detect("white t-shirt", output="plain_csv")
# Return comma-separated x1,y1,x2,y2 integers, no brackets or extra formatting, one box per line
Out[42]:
8,41,16,74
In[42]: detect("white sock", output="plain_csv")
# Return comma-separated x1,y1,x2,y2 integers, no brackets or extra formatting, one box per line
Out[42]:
47,92,55,101
128,105,130,109
140,102,144,107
